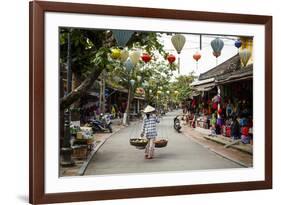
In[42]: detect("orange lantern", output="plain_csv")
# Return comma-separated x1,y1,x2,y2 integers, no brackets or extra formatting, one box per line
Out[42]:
193,51,201,69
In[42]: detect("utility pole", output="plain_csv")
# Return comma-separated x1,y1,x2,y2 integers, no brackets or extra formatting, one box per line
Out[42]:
99,70,106,115
61,30,75,167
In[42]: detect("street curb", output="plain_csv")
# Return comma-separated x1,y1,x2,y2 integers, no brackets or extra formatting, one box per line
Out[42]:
203,135,253,155
78,126,124,176
78,121,140,175
187,134,251,168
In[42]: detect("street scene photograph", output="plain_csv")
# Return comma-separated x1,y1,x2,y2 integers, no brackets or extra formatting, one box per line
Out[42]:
59,27,253,177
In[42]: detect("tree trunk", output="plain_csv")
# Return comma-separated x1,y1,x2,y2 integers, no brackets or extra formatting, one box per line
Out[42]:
122,85,135,126
60,65,104,110
71,71,82,121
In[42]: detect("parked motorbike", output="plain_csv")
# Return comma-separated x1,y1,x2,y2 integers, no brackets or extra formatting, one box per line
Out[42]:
88,114,113,133
173,115,181,133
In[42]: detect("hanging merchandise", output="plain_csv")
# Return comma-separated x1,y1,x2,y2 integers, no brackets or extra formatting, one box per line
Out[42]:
171,34,186,74
141,53,152,63
212,102,218,110
211,37,224,65
111,48,121,59
193,51,201,69
112,30,134,48
217,117,223,126
120,49,129,63
129,50,141,66
239,48,252,67
124,59,134,73
167,54,176,64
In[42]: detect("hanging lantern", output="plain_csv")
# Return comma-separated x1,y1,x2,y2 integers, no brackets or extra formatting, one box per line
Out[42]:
167,54,176,64
193,51,201,69
112,30,134,48
239,48,252,67
213,51,221,58
174,90,179,95
129,50,141,66
211,37,224,53
157,90,162,95
171,34,186,74
130,79,136,86
149,89,152,93
137,76,142,82
111,48,121,59
120,49,129,63
141,53,152,63
166,90,170,94
142,81,149,87
211,38,224,65
234,39,242,49
171,34,186,54
124,59,134,73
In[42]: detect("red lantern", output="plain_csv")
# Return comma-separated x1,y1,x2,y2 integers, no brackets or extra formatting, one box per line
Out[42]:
193,51,201,69
167,54,176,64
218,108,223,114
213,51,221,58
141,53,151,63
193,52,201,61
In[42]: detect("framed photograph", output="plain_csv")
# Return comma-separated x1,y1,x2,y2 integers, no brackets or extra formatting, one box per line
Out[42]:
29,1,272,204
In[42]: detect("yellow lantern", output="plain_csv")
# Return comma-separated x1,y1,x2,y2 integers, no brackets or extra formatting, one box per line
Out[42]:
111,48,121,59
239,48,252,67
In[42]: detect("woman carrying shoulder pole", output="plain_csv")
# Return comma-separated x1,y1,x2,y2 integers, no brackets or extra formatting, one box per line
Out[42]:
141,105,160,159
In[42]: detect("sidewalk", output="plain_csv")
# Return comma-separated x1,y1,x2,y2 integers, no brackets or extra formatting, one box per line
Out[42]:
59,121,124,177
181,123,253,167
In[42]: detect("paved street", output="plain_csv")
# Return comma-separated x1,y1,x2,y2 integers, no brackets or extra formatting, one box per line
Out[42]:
84,110,242,175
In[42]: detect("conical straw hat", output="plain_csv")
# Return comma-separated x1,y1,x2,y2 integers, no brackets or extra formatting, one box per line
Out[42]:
143,105,155,113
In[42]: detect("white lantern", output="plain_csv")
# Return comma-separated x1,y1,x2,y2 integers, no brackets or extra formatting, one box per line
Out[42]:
129,50,141,66
120,49,129,63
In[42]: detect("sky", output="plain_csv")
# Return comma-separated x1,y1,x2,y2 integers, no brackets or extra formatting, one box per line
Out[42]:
159,34,239,78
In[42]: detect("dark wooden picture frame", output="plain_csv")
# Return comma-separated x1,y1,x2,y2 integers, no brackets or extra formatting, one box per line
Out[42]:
29,1,272,204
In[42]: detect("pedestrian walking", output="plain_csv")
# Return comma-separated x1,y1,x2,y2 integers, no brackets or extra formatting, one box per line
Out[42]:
141,105,160,159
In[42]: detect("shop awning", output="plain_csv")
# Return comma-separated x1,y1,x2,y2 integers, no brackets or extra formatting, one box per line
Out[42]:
190,77,215,87
194,83,216,91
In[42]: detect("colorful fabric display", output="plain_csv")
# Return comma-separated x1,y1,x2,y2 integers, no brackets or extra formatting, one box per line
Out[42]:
241,126,249,136
241,135,250,144
212,102,218,110
217,118,223,126
239,118,248,126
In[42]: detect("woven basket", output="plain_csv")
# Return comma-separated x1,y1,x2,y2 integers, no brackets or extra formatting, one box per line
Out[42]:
155,139,168,148
130,138,148,147
72,145,88,159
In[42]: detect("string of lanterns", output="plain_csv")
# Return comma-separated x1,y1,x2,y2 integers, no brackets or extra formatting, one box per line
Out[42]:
112,30,252,78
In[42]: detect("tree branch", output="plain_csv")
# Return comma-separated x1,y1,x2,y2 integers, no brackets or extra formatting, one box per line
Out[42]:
60,65,104,110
